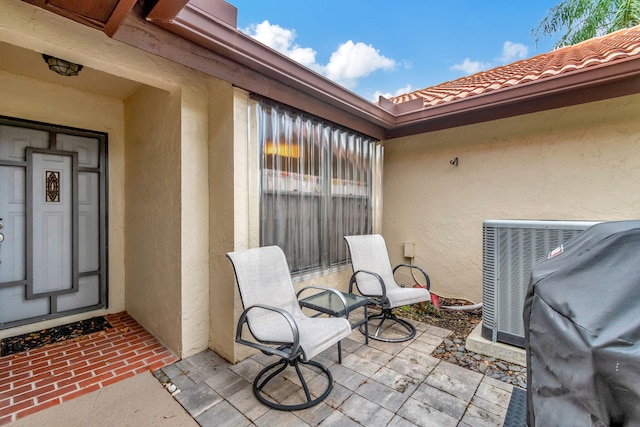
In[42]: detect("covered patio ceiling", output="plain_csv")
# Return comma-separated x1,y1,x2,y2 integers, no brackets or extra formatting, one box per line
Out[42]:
22,0,640,140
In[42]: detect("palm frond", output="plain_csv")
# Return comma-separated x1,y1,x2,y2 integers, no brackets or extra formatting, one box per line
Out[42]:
611,0,640,30
532,0,638,48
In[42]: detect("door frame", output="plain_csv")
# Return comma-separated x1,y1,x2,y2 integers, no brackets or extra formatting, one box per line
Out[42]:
0,115,108,329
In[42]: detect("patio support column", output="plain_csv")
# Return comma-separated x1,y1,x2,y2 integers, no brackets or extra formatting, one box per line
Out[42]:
208,79,238,361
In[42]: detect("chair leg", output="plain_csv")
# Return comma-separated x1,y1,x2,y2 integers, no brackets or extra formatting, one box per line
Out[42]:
253,357,333,411
358,308,416,342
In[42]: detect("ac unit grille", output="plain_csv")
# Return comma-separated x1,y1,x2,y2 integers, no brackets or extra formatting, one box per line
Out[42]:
482,225,497,340
482,220,598,347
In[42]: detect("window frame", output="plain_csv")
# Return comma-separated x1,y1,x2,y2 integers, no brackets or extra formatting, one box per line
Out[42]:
253,98,383,275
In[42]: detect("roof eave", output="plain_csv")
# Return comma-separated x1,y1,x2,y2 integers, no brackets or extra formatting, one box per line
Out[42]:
143,0,394,136
113,1,640,141
387,55,640,139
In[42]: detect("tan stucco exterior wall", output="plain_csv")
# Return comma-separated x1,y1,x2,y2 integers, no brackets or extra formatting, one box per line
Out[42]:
383,94,640,303
180,84,211,357
0,0,211,356
124,86,183,353
208,80,237,361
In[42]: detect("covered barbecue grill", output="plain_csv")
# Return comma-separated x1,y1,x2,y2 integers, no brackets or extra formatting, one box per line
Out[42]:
524,220,640,427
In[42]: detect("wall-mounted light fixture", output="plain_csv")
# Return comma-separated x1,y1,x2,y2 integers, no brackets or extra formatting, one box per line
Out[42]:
42,54,83,77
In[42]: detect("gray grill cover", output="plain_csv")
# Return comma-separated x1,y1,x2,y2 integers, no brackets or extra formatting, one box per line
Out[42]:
524,220,640,427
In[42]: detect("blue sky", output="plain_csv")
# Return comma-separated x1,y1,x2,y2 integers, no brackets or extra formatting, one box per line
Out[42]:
229,1,562,101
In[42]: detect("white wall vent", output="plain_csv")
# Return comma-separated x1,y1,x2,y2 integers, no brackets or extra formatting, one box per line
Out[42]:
481,220,599,347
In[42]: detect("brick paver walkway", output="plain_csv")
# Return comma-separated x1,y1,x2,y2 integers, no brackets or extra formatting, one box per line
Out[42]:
0,312,178,425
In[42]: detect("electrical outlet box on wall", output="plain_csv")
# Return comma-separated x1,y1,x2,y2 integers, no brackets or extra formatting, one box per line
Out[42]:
403,242,415,258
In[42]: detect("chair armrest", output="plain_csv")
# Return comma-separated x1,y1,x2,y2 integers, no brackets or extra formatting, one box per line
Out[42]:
392,264,431,290
349,269,386,303
236,304,301,360
296,286,350,317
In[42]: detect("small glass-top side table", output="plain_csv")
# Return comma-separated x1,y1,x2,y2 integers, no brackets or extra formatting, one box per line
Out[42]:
298,289,369,362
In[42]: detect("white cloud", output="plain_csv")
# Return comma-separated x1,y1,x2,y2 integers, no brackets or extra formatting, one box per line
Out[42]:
324,41,396,89
244,21,321,71
499,41,528,63
450,41,528,77
450,58,491,75
372,84,413,101
243,21,395,90
401,59,413,69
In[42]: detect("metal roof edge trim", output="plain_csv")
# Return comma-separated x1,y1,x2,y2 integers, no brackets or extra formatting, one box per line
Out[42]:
145,0,395,130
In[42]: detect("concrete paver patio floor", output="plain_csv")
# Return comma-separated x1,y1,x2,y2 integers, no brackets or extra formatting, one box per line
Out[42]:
155,319,515,427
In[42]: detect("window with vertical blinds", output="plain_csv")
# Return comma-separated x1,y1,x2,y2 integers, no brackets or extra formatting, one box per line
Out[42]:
254,100,383,274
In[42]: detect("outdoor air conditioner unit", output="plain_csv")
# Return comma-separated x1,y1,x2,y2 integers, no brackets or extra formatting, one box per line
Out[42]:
481,220,599,348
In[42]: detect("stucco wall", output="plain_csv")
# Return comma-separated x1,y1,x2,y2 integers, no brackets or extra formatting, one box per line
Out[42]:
0,71,126,340
180,84,211,358
383,94,640,302
124,86,183,353
0,0,212,356
208,80,237,361
125,85,211,359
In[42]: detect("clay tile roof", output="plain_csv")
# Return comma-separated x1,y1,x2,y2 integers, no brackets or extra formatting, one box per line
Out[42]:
389,25,640,109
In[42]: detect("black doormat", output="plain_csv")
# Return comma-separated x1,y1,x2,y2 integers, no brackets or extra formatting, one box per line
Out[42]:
0,316,112,357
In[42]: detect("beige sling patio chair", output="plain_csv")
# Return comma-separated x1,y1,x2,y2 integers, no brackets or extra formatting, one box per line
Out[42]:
344,234,431,342
227,245,352,411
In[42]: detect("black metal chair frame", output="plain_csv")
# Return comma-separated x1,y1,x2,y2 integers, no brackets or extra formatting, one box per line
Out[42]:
235,286,350,411
349,264,430,343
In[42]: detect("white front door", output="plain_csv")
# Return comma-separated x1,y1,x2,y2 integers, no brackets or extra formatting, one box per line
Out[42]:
0,120,107,328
